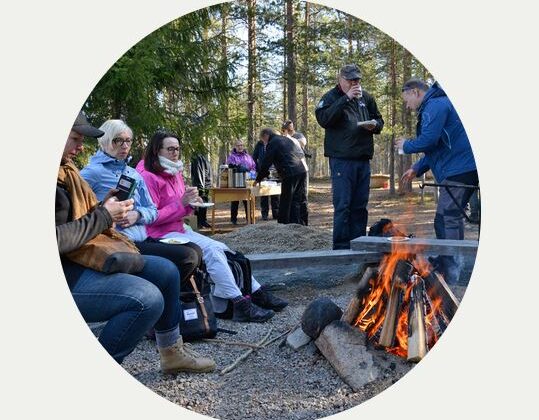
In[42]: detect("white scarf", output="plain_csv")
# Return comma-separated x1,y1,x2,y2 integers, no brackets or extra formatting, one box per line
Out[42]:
159,156,184,176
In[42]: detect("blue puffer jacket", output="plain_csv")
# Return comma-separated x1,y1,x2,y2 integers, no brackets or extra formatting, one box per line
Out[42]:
80,150,157,242
403,82,476,182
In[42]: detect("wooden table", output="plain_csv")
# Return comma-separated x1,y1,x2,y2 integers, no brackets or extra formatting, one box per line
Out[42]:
209,184,281,233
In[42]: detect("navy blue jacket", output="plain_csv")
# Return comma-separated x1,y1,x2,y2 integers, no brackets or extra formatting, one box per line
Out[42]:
404,82,476,182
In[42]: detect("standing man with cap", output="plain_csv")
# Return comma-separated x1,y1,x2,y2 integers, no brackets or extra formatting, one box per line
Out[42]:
315,64,384,249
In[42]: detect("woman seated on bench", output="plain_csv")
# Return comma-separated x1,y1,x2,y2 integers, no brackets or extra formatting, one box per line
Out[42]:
80,119,202,290
56,112,214,373
137,130,288,322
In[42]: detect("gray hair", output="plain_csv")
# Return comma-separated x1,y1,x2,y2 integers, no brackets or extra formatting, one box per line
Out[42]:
97,119,133,151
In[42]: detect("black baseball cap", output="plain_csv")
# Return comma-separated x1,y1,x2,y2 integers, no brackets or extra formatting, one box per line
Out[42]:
340,64,361,80
72,111,104,138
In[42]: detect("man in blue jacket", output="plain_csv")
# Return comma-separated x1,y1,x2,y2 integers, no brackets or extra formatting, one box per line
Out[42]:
396,79,478,283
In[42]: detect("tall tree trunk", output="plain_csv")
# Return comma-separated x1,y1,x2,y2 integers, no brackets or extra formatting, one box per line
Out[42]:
347,15,353,58
247,0,257,146
220,3,231,164
389,39,397,195
399,49,413,193
285,0,296,123
300,1,310,135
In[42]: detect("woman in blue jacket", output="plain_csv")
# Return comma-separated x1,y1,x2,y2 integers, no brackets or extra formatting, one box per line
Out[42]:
80,119,203,288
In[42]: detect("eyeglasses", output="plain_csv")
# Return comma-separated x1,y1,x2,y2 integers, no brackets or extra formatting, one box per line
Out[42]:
112,138,133,146
163,146,180,153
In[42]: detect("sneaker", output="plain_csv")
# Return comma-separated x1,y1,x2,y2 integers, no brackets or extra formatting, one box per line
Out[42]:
231,219,237,225
251,286,289,312
261,215,269,221
232,296,274,323
200,221,212,229
158,336,216,374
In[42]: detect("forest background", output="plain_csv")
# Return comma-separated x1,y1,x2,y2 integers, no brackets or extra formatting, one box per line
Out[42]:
81,0,430,194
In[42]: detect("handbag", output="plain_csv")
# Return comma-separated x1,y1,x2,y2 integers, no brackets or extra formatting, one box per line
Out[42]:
179,268,217,341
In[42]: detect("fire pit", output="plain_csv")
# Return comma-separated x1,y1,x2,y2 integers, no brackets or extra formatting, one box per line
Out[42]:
303,236,477,392
342,239,460,362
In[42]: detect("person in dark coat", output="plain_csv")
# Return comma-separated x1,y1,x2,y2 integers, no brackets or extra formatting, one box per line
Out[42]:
252,138,279,221
190,152,213,229
315,63,384,249
254,128,308,225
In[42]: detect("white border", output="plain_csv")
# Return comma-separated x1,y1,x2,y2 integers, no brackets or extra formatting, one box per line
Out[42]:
2,0,538,419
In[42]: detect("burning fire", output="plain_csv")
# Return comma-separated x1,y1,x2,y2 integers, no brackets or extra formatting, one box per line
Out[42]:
353,240,450,360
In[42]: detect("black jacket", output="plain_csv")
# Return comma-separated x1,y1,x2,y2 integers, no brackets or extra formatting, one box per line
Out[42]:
252,141,266,172
255,134,307,183
190,154,212,190
56,184,113,288
315,85,384,160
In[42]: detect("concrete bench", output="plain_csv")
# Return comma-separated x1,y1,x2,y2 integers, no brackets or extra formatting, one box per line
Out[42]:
245,249,382,270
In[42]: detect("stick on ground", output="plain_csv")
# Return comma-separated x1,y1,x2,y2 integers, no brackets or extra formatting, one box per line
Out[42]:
220,328,273,375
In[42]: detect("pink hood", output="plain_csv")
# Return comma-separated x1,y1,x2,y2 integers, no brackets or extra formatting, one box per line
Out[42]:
136,160,193,238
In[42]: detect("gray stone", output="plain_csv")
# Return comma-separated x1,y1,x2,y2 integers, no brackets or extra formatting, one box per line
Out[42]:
315,320,379,391
301,297,343,339
286,326,312,350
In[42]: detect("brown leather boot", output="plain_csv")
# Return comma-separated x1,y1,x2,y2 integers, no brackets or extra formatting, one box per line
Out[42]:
158,336,216,374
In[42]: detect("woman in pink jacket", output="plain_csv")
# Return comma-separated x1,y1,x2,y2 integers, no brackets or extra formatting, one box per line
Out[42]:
137,131,288,323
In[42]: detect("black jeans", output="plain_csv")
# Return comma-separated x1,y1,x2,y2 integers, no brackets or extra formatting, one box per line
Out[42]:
278,172,308,225
136,239,203,288
196,191,210,226
230,200,249,222
260,195,280,219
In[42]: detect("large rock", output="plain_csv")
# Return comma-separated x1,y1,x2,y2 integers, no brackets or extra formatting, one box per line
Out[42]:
315,320,379,391
301,297,343,339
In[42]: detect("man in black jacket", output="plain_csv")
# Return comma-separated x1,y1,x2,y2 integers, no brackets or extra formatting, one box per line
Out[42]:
190,152,213,228
252,138,279,220
315,64,384,249
255,128,307,225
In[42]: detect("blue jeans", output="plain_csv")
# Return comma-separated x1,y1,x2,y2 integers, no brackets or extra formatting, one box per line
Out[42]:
71,255,181,364
330,158,371,249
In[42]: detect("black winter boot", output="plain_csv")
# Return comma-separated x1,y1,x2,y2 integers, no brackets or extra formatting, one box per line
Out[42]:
232,296,274,323
251,286,289,312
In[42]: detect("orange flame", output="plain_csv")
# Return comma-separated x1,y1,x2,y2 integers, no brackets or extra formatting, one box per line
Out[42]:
354,239,449,358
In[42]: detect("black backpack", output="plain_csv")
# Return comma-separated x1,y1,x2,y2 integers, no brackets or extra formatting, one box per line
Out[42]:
214,250,253,319
179,263,218,341
368,218,412,238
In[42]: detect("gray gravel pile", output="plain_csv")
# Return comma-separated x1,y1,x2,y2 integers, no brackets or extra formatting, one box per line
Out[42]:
212,223,332,254
121,266,425,419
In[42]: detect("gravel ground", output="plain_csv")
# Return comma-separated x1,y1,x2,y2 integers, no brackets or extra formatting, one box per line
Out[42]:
119,263,467,420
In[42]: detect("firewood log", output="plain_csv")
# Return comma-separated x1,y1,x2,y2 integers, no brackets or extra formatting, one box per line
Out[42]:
407,278,427,362
378,260,413,347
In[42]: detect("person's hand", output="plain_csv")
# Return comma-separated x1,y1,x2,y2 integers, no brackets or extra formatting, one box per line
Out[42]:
181,186,200,206
252,180,259,187
103,198,134,222
358,120,377,131
401,168,416,188
346,84,362,100
117,210,140,228
395,138,406,153
102,188,119,204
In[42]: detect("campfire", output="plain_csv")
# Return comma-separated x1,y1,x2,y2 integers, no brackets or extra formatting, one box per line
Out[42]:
343,239,459,362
